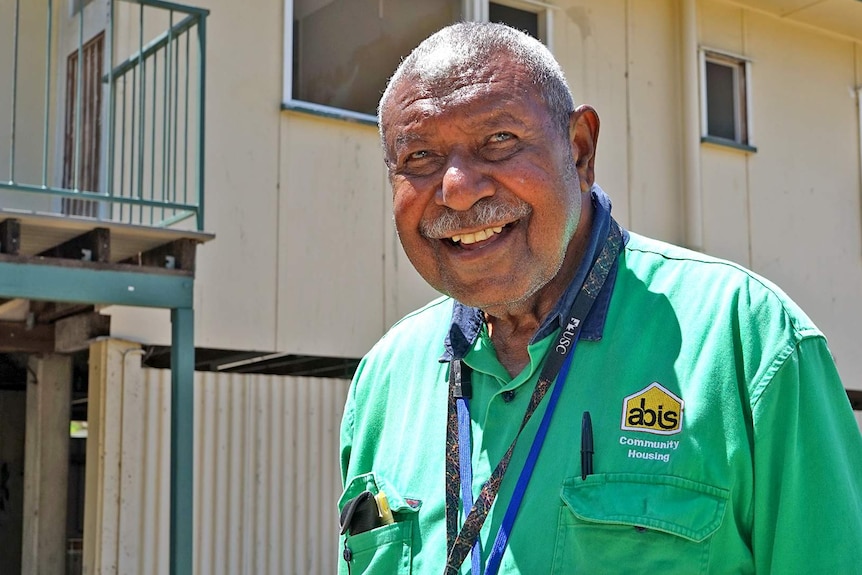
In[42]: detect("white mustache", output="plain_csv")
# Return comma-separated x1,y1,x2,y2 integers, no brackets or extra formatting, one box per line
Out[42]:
420,199,532,239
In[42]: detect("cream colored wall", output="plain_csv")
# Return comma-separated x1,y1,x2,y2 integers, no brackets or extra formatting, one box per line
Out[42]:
0,0,56,213
698,0,862,389
108,0,862,394
109,0,283,353
277,112,389,357
551,0,685,243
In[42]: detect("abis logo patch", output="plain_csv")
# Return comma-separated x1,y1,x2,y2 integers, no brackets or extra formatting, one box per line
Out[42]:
621,382,684,435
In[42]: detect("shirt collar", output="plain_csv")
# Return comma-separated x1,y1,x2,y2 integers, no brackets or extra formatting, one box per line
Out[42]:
441,184,625,362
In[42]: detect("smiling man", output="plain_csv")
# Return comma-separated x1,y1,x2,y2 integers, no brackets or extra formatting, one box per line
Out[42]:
337,22,862,575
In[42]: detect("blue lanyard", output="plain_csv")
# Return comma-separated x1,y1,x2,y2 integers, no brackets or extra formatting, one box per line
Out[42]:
457,332,581,575
444,221,622,575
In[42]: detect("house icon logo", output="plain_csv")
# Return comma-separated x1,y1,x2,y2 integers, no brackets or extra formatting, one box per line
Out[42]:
621,382,684,435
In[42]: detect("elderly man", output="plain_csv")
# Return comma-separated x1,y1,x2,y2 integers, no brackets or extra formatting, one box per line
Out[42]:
337,22,862,574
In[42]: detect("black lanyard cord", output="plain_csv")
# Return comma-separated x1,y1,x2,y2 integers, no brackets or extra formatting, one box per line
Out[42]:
443,220,623,573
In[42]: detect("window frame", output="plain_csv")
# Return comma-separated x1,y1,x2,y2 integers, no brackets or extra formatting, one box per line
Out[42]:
699,48,756,152
281,0,556,124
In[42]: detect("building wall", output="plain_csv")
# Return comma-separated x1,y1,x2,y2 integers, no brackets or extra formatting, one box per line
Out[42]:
698,0,862,389
102,0,862,389
0,0,56,213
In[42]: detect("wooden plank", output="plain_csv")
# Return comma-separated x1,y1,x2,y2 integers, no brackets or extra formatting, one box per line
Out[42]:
0,219,20,255
34,303,93,324
0,321,55,354
83,339,143,575
0,253,192,277
0,298,30,321
0,208,213,242
0,210,212,262
137,239,198,272
39,228,110,262
54,312,111,353
22,355,71,575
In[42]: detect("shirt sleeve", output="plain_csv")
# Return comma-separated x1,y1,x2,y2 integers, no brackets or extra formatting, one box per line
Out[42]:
751,335,862,572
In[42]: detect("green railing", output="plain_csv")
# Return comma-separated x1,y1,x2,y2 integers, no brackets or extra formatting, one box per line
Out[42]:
0,0,208,231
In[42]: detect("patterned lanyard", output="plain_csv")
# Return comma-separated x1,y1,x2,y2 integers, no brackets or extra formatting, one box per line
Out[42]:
443,221,623,574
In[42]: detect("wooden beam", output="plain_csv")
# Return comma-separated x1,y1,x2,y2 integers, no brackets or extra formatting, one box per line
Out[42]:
0,298,30,321
55,312,111,353
0,321,55,354
135,238,198,272
34,303,94,324
0,219,20,255
39,227,110,262
22,355,71,575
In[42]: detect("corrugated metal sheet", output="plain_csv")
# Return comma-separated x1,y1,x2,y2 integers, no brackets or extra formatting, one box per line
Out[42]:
132,369,349,575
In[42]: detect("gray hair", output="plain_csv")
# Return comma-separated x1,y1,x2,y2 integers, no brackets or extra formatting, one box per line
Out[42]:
379,22,575,143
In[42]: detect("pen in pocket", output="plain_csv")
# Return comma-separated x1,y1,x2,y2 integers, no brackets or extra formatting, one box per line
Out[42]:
581,411,594,479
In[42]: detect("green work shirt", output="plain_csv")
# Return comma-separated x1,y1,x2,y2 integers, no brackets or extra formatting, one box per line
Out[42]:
339,231,862,574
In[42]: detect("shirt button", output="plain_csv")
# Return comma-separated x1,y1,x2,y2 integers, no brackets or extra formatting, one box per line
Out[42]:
502,390,516,403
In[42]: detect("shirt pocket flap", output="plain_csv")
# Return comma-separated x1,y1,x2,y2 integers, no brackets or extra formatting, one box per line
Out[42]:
560,473,729,543
339,472,421,515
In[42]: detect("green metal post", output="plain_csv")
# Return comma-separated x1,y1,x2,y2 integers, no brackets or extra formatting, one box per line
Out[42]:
10,0,20,182
170,306,194,575
42,0,53,187
196,15,206,231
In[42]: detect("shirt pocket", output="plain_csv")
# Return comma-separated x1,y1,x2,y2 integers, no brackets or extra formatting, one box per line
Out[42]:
552,473,729,575
338,472,419,575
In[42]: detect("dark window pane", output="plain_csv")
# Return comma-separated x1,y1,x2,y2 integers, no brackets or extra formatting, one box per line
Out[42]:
706,60,737,141
293,0,460,115
490,3,539,39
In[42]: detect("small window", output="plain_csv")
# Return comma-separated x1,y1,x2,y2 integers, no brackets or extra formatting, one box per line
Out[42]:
286,0,461,118
700,50,753,149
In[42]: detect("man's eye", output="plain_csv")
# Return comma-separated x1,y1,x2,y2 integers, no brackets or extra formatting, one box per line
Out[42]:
489,132,514,143
409,150,430,160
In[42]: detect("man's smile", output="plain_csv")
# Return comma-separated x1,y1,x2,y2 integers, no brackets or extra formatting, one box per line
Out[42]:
441,221,521,252
451,225,504,245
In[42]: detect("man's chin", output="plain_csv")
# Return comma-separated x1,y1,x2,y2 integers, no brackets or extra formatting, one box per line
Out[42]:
442,282,536,312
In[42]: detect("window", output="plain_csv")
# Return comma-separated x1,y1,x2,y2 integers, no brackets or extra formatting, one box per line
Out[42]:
489,2,540,40
283,0,553,121
700,50,754,150
286,0,460,119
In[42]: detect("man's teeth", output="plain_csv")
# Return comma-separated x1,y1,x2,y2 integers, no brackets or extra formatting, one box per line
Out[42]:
451,226,504,245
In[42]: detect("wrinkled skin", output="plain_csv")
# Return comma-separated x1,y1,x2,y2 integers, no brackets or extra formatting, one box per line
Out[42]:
381,52,600,373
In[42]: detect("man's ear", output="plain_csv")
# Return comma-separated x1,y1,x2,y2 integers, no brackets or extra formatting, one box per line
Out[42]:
569,105,600,193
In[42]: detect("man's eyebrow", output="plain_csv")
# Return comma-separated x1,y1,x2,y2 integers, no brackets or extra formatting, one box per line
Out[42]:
393,132,425,150
473,110,528,129
390,109,531,155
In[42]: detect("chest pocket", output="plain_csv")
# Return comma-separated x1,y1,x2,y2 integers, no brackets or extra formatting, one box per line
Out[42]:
552,473,728,575
338,472,418,575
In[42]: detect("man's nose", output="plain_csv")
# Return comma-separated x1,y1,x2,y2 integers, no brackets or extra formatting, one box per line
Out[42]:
437,154,494,211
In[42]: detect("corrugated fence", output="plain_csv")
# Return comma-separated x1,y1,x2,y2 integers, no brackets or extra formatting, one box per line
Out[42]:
128,370,349,575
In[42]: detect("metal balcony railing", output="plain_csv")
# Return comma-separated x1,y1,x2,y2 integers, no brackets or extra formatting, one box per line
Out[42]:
0,0,208,231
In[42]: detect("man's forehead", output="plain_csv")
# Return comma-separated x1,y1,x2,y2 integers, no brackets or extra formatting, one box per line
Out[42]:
383,78,539,147
383,53,528,120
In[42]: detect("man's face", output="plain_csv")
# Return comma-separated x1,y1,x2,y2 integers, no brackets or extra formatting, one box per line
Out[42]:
382,54,585,310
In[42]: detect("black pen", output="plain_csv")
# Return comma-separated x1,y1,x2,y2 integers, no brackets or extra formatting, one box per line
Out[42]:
581,411,594,479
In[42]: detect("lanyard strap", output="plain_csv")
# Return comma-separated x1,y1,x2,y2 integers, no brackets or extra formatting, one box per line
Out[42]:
443,221,623,574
